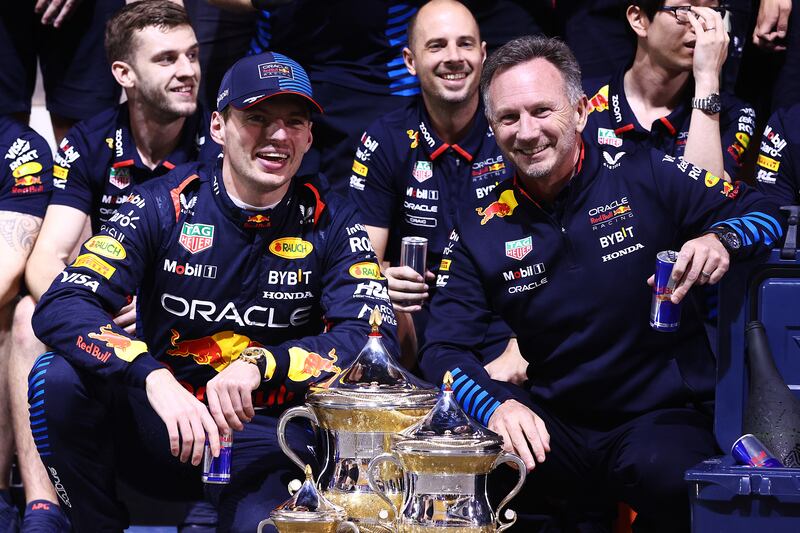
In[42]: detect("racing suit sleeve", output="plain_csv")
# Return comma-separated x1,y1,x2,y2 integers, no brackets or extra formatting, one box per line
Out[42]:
50,128,96,214
261,204,400,393
348,127,397,228
721,101,756,180
754,107,799,210
32,186,164,388
0,128,53,217
651,151,783,255
418,225,517,426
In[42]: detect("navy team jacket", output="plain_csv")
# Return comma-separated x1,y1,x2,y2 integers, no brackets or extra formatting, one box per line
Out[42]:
420,142,781,427
52,103,220,233
32,160,398,411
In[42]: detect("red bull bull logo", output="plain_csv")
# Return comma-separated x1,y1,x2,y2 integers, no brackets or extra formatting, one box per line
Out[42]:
287,347,341,382
244,214,270,229
587,85,609,114
476,189,518,225
167,329,271,373
14,174,42,188
86,324,147,362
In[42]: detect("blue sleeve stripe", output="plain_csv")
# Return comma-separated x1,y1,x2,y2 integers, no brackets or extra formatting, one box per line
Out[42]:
39,452,51,457
450,367,462,378
387,8,416,24
387,58,406,68
35,442,49,450
481,400,502,425
390,75,419,87
388,66,410,77
28,369,47,385
31,389,44,399
462,383,481,412
386,24,406,36
30,379,45,390
30,417,46,427
31,426,47,435
454,379,475,402
452,373,468,389
391,88,420,96
29,409,45,418
29,399,44,409
470,391,489,417
388,4,412,14
389,37,406,47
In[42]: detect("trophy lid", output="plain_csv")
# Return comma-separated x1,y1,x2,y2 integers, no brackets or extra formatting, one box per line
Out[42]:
270,465,347,523
307,307,437,408
395,372,504,455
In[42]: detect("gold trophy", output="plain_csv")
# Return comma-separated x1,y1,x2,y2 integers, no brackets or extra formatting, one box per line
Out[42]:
277,308,438,531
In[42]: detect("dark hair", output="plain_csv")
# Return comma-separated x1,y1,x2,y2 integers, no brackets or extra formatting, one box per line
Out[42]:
105,0,191,64
480,35,583,115
628,0,663,21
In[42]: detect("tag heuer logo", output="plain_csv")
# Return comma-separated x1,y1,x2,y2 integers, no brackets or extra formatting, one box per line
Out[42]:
412,161,433,183
179,223,214,254
505,236,532,260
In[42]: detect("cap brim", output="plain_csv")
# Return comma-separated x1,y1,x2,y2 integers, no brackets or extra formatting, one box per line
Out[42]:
230,90,324,114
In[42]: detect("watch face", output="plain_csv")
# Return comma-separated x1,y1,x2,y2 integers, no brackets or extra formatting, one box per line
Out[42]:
723,231,741,250
708,94,722,113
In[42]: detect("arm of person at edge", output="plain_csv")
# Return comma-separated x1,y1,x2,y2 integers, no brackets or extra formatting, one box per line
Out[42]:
0,212,42,309
25,206,137,333
682,7,730,181
753,0,792,52
418,225,548,472
30,186,220,466
646,145,784,303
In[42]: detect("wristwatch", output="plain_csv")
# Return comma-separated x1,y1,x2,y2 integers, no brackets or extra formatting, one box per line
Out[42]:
707,226,742,254
239,346,270,379
691,93,722,115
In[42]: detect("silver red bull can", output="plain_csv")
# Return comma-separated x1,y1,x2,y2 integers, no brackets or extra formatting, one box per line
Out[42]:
731,434,784,468
400,236,428,277
202,430,232,484
650,250,681,332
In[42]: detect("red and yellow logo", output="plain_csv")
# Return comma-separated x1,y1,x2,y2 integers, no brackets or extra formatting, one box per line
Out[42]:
287,347,340,382
587,85,609,114
85,236,126,260
167,330,274,375
476,189,518,225
72,253,116,279
87,324,148,362
270,237,313,259
348,261,383,279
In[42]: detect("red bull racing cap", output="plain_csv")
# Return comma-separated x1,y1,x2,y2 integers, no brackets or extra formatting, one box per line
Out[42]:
216,51,324,114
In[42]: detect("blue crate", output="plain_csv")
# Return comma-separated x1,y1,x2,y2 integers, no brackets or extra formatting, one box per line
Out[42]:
685,247,800,532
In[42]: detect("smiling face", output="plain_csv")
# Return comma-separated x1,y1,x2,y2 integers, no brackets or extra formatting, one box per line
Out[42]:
403,0,486,110
211,95,313,206
487,58,587,190
127,24,200,119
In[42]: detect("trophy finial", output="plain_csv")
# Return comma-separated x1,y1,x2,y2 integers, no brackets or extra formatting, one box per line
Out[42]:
443,371,453,392
369,306,382,332
304,464,313,481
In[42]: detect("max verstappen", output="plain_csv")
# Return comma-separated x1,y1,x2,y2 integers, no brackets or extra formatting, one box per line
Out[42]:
29,52,397,532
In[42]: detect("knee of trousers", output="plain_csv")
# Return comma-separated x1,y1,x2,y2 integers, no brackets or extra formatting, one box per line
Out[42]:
28,353,93,434
615,441,709,502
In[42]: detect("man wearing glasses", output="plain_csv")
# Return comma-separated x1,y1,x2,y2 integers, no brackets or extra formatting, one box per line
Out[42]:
583,1,755,182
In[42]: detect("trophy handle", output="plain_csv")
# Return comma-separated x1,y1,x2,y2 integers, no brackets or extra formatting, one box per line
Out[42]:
257,518,276,533
277,406,319,473
336,520,360,532
492,452,526,532
367,452,403,525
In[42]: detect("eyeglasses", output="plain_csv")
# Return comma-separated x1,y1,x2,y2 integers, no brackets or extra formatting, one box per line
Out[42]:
658,5,727,24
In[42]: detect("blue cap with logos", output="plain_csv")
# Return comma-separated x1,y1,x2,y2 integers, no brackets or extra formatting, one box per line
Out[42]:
216,51,323,114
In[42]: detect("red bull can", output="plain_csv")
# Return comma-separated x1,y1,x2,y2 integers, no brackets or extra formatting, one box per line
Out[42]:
731,434,784,468
650,250,681,332
400,236,428,277
202,430,232,484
